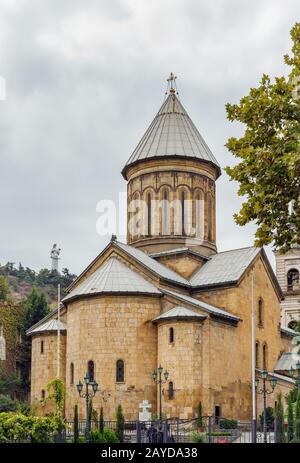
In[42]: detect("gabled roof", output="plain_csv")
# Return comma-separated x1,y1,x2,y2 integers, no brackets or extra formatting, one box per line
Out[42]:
190,246,260,287
160,288,240,323
27,319,66,336
280,326,300,338
115,241,190,287
63,256,161,303
149,247,209,262
122,92,221,179
152,306,206,323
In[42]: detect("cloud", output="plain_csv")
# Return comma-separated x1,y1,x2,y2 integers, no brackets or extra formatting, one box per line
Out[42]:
0,0,298,272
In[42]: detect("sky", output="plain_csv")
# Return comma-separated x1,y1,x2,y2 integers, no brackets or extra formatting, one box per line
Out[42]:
0,0,299,274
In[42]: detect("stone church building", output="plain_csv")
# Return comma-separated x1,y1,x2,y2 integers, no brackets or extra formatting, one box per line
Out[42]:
28,78,298,421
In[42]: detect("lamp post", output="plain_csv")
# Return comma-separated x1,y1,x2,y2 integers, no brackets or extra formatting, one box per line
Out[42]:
255,369,277,443
152,365,169,428
76,373,98,443
289,361,300,390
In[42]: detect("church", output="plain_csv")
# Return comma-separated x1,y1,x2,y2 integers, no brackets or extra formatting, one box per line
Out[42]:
27,75,298,421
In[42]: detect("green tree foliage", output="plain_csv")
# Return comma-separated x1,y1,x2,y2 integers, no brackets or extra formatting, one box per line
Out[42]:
23,287,50,328
99,406,104,434
225,23,300,252
0,394,17,412
287,395,294,442
197,401,203,428
295,390,300,440
116,404,124,443
0,370,22,398
275,393,285,443
73,404,79,443
0,276,10,302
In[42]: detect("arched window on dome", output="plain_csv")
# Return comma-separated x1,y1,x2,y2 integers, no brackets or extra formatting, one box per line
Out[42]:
207,194,212,241
162,190,169,235
287,269,299,291
181,191,185,235
88,360,94,382
194,190,204,239
116,359,125,383
147,192,152,236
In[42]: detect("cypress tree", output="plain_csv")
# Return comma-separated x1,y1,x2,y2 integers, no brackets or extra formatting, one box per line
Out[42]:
116,404,124,443
287,396,294,442
73,404,79,443
99,406,104,434
274,393,285,443
197,401,203,428
295,390,300,440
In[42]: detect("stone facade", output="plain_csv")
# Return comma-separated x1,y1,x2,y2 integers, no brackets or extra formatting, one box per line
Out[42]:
275,247,300,328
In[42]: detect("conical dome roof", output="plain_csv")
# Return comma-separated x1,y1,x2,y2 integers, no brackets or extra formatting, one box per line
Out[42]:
122,89,221,179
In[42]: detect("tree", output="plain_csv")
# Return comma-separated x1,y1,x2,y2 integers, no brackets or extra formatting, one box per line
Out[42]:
274,393,285,443
0,276,10,302
116,404,124,443
225,23,300,252
24,287,49,328
287,395,294,442
73,404,79,443
295,390,300,440
99,406,104,434
197,401,203,429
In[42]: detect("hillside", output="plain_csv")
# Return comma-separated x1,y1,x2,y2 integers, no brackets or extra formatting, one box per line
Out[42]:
0,262,77,308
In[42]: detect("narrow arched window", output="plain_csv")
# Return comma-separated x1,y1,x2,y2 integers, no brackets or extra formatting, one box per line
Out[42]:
255,341,259,368
88,360,94,382
263,343,268,370
40,340,44,354
258,299,263,327
147,192,152,236
41,389,45,400
169,327,174,343
196,193,201,238
168,382,174,400
162,190,169,235
181,191,185,235
70,362,74,386
287,269,299,291
207,195,212,241
116,359,125,383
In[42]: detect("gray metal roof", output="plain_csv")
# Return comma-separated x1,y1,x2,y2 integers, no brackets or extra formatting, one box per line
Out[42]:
152,305,206,322
275,351,300,372
280,326,300,337
28,319,66,335
115,241,190,286
149,247,209,261
122,93,220,177
160,288,240,322
63,256,161,302
190,247,261,287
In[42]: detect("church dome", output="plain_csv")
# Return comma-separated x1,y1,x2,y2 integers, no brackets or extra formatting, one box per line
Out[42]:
122,76,220,180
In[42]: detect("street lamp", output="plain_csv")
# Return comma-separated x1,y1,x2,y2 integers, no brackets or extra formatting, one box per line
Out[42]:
76,373,98,443
289,360,300,390
152,365,169,428
255,369,277,443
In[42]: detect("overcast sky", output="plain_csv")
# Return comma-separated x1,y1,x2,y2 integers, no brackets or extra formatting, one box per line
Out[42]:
0,0,299,274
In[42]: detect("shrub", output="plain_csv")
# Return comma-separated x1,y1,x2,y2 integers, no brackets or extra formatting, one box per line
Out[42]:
90,430,106,443
0,412,65,442
219,419,238,429
190,430,206,443
0,395,17,412
103,428,119,443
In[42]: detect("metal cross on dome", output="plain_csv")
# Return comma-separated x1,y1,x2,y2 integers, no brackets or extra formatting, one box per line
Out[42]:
166,72,178,95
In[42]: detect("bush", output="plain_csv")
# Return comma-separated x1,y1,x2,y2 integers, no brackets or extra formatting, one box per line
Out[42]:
0,395,17,412
219,419,238,429
88,428,119,443
190,430,206,443
0,412,65,442
116,405,124,443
